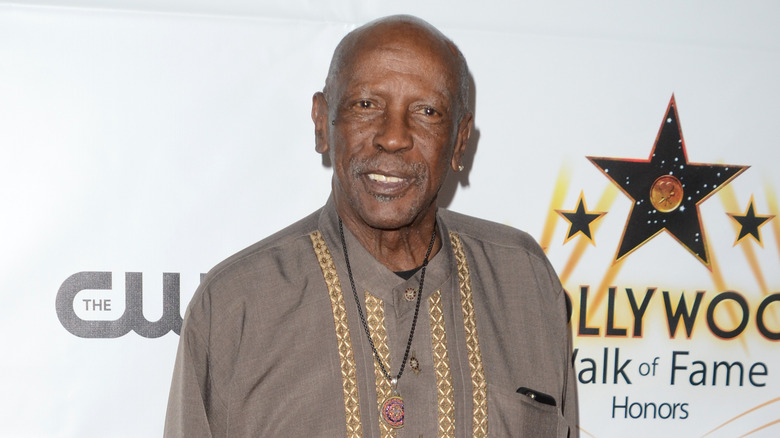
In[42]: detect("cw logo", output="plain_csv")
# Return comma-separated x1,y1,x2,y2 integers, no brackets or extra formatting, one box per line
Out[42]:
56,271,191,338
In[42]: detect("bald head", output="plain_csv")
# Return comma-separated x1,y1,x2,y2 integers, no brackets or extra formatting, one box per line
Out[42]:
324,15,470,122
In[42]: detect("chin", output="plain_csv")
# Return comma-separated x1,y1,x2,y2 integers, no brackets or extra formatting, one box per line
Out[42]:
358,198,429,231
359,211,414,231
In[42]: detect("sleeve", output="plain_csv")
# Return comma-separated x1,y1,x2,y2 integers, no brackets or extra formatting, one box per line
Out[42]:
540,248,579,438
562,316,580,438
163,307,216,438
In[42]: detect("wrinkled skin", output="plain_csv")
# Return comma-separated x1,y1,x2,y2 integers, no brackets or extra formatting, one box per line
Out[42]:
312,16,473,270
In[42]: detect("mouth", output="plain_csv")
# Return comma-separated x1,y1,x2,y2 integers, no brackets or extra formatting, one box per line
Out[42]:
367,173,405,184
362,171,413,199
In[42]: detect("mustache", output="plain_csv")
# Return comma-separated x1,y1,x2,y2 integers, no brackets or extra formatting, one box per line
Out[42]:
349,155,427,182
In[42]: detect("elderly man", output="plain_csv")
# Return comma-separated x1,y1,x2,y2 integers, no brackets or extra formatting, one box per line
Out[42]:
165,15,578,438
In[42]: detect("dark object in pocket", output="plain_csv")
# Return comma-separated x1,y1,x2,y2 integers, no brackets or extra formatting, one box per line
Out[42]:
516,387,557,407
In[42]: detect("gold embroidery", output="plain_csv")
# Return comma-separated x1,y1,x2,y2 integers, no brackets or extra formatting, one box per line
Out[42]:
310,231,362,437
429,289,455,437
365,292,396,438
450,232,488,437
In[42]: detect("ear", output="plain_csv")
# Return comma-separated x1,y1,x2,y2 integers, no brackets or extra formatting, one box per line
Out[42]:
312,92,330,154
450,112,473,171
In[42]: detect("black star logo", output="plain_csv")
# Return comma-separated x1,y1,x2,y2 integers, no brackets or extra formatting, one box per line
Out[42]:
727,196,774,246
556,192,606,244
588,95,747,268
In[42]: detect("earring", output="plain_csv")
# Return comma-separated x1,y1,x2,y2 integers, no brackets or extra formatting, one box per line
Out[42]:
458,165,465,172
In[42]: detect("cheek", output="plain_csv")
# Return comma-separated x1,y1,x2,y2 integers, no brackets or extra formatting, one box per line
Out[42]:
333,125,372,156
422,136,455,167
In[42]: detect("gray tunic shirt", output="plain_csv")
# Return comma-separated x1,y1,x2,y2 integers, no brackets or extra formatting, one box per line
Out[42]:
165,198,578,437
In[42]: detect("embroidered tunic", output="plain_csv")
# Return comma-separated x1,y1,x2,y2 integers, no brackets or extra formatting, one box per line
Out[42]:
165,197,578,437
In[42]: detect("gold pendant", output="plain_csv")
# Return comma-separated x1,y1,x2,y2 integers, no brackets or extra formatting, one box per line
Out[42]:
380,394,405,429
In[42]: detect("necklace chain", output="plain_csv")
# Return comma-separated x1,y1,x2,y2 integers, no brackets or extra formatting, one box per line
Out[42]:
338,217,437,384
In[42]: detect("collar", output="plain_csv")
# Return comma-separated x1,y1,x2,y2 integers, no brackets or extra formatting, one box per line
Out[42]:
317,196,455,312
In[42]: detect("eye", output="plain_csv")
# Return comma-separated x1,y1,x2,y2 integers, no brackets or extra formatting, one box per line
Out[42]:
344,98,382,120
416,106,440,117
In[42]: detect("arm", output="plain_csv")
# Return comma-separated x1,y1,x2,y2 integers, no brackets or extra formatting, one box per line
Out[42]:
164,308,217,437
562,316,580,438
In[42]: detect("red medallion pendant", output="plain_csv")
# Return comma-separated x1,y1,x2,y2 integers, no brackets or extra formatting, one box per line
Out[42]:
380,394,405,429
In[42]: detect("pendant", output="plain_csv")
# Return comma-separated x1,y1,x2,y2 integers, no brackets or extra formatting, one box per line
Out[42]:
380,394,405,429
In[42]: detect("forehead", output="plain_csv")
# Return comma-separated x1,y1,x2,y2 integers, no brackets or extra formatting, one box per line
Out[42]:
334,25,459,99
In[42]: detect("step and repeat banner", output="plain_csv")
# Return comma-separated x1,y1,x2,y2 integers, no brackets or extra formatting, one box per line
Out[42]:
2,1,778,436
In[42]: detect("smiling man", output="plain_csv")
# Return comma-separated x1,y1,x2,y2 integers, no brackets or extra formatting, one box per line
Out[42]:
165,15,578,437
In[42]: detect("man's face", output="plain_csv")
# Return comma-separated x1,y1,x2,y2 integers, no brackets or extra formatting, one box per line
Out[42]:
314,29,471,231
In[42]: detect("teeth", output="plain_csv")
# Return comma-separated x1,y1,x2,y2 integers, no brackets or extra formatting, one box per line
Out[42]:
368,173,403,183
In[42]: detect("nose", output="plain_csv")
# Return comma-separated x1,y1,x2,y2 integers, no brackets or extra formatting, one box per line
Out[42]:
373,107,413,153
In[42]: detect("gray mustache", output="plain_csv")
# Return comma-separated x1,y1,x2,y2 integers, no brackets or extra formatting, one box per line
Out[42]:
350,156,427,183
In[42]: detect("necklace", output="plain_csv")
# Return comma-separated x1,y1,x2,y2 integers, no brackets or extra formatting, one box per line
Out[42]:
338,217,437,429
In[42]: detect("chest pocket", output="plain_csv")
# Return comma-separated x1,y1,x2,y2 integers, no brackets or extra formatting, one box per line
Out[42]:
487,383,568,437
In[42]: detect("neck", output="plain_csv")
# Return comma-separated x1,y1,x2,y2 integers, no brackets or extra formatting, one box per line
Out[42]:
339,211,441,272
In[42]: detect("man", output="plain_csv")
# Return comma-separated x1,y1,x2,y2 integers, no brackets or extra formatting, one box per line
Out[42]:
165,15,578,437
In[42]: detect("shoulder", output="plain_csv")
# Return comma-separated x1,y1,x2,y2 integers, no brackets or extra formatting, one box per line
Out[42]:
439,209,548,264
184,208,323,319
206,208,322,283
439,209,563,298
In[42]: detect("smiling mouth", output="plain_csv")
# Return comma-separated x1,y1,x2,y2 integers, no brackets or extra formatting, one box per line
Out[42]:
362,172,413,200
352,158,426,201
367,173,405,183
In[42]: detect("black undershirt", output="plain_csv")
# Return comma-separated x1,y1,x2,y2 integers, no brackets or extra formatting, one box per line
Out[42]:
394,266,422,281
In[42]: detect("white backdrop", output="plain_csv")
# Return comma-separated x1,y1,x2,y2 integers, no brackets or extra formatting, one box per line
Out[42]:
2,1,779,436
